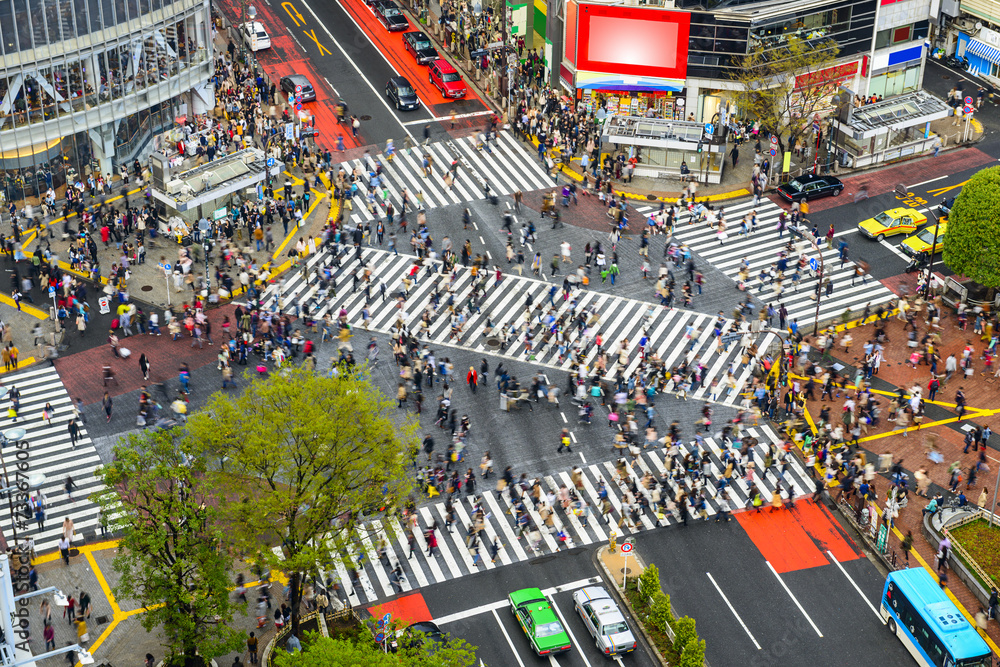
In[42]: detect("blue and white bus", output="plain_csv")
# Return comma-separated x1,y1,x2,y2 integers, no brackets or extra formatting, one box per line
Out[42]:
881,568,992,667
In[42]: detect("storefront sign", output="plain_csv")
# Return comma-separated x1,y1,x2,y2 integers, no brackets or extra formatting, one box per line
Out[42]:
794,61,859,90
212,206,228,221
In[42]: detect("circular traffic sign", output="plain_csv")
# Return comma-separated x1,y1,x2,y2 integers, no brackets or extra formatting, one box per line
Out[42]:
769,147,777,157
965,96,974,105
620,542,633,553
770,135,778,145
164,263,172,271
375,632,385,643
296,103,302,111
964,104,974,114
703,123,714,135
382,612,392,624
295,84,303,94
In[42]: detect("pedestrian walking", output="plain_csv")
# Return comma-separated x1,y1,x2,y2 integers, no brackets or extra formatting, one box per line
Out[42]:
102,391,113,422
247,631,259,664
139,353,150,380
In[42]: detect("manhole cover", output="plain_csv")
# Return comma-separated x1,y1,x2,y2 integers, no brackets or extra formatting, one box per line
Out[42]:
942,75,951,80
69,548,80,557
141,285,153,291
360,115,372,121
485,337,501,349
646,194,657,201
95,615,110,625
619,567,633,577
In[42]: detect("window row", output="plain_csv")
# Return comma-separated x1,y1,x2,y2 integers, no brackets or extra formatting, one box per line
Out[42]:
0,14,203,130
874,20,929,49
0,0,193,55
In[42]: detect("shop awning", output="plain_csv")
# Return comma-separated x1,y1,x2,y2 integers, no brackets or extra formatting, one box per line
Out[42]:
966,39,1000,65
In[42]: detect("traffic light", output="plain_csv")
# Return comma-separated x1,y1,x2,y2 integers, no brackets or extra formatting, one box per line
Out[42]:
697,140,704,153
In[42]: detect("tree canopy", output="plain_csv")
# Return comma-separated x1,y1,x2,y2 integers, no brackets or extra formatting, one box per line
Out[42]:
273,632,478,667
942,165,1000,289
185,366,418,631
94,430,245,664
730,36,841,154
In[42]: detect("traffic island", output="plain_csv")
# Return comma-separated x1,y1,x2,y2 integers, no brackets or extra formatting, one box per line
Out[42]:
595,542,707,666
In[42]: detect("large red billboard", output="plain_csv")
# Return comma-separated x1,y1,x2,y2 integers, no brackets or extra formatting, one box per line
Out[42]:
576,4,690,80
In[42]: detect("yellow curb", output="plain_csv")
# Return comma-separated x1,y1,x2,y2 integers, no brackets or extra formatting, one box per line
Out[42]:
0,356,38,375
527,136,751,204
0,293,48,319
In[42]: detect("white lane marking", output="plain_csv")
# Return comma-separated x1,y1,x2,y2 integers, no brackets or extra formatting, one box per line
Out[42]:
403,111,496,125
826,550,885,623
549,598,592,667
879,238,911,262
549,657,560,667
492,608,528,667
480,235,486,244
435,577,602,625
614,657,625,667
561,412,568,423
299,0,415,141
323,76,339,96
706,572,762,649
766,561,823,637
580,452,587,463
909,175,947,188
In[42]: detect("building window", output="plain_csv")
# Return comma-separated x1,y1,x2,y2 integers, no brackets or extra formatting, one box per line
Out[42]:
875,29,890,48
893,26,911,44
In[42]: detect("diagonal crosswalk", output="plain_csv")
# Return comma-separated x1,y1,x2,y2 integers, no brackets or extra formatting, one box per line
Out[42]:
0,365,108,552
265,246,779,407
319,424,813,606
636,199,898,327
340,131,555,223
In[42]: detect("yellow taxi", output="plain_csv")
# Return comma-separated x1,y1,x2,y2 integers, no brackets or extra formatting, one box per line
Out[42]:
857,207,927,241
900,221,947,258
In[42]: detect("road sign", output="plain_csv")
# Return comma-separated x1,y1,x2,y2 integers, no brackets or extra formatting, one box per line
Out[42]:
98,296,110,314
769,147,777,157
48,286,55,297
620,542,633,553
720,332,742,345
703,123,714,136
964,104,974,114
813,121,820,133
164,263,171,271
266,157,275,168
295,84,303,94
965,96,974,106
770,135,778,145
809,257,819,272
296,103,302,112
469,49,487,58
375,632,385,643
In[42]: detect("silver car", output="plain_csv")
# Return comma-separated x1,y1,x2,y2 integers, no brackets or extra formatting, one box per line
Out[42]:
572,586,637,657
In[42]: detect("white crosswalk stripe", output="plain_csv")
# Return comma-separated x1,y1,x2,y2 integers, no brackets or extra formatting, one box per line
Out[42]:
636,199,898,327
266,246,775,408
325,424,812,604
0,365,110,552
340,131,554,223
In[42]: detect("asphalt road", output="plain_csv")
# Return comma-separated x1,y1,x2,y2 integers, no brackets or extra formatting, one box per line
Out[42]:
630,501,913,666
386,547,660,667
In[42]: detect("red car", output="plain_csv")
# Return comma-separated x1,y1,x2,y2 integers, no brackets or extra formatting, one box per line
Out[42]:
428,59,466,98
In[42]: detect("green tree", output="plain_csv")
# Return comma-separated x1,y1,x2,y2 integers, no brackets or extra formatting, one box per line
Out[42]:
942,165,1000,290
679,638,707,667
638,563,662,598
730,36,841,157
648,591,674,633
672,616,697,655
186,366,417,634
93,431,244,666
273,633,478,667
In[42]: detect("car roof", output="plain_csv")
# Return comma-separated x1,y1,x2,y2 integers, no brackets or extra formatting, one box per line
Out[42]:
433,58,457,72
407,621,442,635
247,21,267,31
574,587,625,623
510,587,546,606
405,30,429,39
883,207,918,217
389,76,413,87
283,75,311,85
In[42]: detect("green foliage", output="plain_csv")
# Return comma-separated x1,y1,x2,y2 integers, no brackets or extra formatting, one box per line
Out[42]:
942,166,1000,289
948,519,1000,586
672,616,697,655
730,36,840,154
679,638,707,667
185,367,418,625
93,430,244,662
648,591,673,633
638,563,662,598
273,632,478,667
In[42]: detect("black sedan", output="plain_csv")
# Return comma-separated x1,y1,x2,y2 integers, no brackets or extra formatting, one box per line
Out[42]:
374,1,409,31
775,173,844,202
386,77,419,110
279,74,316,102
402,31,438,64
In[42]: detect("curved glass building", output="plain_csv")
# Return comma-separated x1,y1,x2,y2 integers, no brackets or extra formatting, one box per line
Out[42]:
0,0,214,202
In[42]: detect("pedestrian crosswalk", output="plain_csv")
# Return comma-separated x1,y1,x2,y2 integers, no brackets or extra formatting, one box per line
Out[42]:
265,245,779,407
0,365,108,552
338,131,555,223
636,199,898,327
318,424,813,606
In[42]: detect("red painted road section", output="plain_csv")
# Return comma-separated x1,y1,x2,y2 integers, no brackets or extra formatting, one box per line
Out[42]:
735,499,861,574
338,0,489,119
216,0,364,150
367,592,433,627
772,147,996,212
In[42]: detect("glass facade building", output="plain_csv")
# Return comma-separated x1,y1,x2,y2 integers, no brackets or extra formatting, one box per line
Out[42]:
0,0,214,202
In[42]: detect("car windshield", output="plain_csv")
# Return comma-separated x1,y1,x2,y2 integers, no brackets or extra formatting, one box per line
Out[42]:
384,7,400,15
535,621,565,638
917,229,936,242
785,180,804,192
873,212,893,225
442,72,461,82
415,39,432,49
602,621,629,635
397,85,414,95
